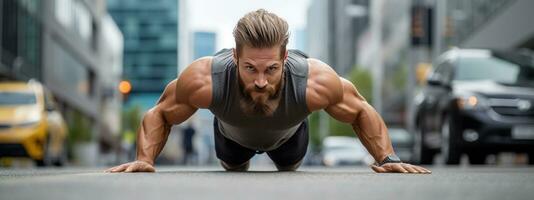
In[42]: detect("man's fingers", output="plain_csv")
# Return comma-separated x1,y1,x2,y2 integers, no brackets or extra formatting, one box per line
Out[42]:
411,165,427,173
105,161,156,173
109,164,129,173
114,164,130,172
105,164,124,172
371,165,387,173
415,165,432,174
124,164,138,172
402,164,419,173
371,163,432,174
391,164,408,173
104,166,116,173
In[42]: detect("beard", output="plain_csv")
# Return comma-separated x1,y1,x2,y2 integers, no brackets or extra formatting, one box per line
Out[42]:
238,70,284,117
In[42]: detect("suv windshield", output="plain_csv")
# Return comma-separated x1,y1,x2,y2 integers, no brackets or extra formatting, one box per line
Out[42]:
455,55,534,87
0,91,37,105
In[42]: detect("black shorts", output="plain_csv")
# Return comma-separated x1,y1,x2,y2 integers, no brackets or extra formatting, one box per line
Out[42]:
213,118,309,167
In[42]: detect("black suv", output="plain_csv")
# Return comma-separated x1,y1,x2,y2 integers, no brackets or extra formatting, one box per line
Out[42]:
412,49,534,165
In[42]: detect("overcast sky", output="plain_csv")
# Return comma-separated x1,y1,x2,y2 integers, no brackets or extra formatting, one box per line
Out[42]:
187,0,311,50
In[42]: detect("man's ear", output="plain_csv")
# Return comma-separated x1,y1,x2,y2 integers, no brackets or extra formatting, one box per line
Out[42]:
283,50,288,61
232,48,238,65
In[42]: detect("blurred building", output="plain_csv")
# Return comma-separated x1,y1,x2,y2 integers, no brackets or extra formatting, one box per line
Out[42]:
107,0,179,112
294,29,308,52
0,0,124,165
435,0,534,54
193,31,216,59
307,0,369,76
356,0,412,124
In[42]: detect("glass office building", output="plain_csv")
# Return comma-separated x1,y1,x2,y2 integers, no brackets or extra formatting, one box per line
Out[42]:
107,0,179,111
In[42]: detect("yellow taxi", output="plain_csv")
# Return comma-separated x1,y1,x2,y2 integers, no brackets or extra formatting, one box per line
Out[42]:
0,80,68,166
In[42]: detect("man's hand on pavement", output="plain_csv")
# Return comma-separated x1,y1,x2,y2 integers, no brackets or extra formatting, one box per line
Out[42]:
371,163,431,174
105,160,155,173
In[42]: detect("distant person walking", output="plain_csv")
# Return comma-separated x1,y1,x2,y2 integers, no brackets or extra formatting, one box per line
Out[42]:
181,124,196,165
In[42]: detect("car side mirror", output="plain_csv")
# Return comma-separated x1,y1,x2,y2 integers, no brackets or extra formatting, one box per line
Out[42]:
427,74,452,90
426,74,443,86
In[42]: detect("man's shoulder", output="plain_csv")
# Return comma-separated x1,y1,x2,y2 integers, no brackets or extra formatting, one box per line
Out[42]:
178,57,213,85
306,58,340,87
305,58,344,111
190,56,213,73
176,57,213,108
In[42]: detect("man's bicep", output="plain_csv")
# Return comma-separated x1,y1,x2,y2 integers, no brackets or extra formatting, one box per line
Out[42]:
325,79,366,124
174,58,212,108
154,79,198,125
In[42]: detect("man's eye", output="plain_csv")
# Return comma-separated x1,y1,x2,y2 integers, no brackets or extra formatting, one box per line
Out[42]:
246,66,255,71
268,67,277,72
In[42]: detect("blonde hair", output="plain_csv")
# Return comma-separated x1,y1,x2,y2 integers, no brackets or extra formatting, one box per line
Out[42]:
233,9,289,58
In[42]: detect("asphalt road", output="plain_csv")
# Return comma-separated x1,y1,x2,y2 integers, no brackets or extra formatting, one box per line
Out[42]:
1,165,533,200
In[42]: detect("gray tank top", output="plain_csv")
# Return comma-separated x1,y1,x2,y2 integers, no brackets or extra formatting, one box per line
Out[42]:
209,48,310,151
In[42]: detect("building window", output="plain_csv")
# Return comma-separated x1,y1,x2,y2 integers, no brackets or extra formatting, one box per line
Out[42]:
1,0,42,80
50,42,93,98
54,0,93,47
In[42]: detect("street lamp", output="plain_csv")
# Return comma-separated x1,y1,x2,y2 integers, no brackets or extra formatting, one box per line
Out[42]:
118,80,132,102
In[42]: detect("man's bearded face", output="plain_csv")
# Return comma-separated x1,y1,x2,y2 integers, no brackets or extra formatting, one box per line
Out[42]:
234,45,287,117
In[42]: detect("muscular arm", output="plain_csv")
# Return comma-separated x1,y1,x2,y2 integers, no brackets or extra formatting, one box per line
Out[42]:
135,80,198,165
107,58,212,172
324,78,394,162
307,59,430,173
306,59,392,161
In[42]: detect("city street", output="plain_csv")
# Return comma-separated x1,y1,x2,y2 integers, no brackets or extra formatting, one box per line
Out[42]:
2,1,534,200
1,166,533,200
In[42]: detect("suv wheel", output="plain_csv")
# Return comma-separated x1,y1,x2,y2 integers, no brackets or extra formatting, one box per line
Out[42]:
528,152,534,165
467,151,486,165
441,115,461,165
413,124,435,164
35,134,53,167
53,140,68,167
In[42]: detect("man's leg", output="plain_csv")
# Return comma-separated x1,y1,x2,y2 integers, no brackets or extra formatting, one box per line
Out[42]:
213,118,255,172
267,120,309,171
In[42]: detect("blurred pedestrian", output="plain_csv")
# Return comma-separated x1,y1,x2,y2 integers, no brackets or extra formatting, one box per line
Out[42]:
181,124,196,165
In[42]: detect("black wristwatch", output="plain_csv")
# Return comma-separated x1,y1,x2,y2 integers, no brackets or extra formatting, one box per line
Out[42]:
377,154,402,166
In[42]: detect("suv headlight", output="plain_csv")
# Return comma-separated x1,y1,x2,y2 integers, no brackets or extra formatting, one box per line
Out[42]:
457,94,489,110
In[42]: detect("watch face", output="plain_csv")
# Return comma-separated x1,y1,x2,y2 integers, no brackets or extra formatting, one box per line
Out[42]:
379,155,402,166
388,155,401,162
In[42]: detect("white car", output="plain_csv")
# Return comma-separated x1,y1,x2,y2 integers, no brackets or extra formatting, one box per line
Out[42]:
321,136,373,167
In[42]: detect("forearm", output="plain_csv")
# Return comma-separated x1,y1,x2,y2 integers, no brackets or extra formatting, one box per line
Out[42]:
136,109,171,165
351,102,394,162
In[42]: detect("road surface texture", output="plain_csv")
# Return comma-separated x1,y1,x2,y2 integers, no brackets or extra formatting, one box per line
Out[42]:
1,166,533,200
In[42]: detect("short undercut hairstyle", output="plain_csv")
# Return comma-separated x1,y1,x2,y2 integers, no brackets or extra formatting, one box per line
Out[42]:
233,9,289,58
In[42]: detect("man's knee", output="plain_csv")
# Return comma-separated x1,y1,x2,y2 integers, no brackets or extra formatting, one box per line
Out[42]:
275,159,303,171
220,160,250,172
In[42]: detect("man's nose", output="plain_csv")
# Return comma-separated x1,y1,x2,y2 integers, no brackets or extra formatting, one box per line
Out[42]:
254,76,268,89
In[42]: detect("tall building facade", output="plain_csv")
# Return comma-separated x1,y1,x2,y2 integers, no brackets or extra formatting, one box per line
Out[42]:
307,0,369,76
107,0,179,112
434,0,534,54
0,0,124,165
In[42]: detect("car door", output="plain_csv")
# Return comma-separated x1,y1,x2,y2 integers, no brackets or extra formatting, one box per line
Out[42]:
421,60,454,146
